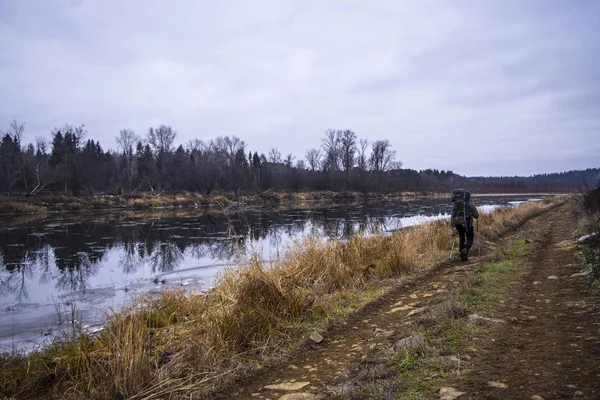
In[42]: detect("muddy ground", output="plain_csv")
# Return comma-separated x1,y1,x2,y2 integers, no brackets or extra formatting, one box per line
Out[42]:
219,204,600,400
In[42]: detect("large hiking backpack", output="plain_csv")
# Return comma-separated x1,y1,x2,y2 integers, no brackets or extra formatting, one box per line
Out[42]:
451,189,473,228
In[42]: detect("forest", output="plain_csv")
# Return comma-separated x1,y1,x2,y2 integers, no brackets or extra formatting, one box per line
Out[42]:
0,119,597,196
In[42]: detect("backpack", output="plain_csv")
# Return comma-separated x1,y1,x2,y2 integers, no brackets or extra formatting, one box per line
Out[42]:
451,189,473,228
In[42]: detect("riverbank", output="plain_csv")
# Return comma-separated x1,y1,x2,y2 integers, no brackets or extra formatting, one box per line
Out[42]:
0,196,566,399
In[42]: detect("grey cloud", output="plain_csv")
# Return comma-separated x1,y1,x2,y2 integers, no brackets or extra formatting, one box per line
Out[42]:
0,0,598,176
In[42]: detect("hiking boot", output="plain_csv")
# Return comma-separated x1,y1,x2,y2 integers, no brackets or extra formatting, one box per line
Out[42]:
460,248,468,262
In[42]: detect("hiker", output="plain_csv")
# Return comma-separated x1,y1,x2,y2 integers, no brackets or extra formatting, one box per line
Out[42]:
451,189,479,261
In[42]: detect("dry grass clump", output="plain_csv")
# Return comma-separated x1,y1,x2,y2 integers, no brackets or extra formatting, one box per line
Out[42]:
0,196,566,399
0,199,46,214
0,192,210,214
478,196,562,239
127,193,205,209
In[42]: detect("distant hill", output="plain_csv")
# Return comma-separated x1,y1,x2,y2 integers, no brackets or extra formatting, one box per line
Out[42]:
410,167,598,193
524,168,600,186
467,168,599,186
460,168,599,193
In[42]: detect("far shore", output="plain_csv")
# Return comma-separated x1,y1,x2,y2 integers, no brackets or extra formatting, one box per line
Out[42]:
0,190,570,217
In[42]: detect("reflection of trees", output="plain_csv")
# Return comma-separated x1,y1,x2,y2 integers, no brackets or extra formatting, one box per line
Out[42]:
55,254,99,292
208,238,245,261
37,246,54,285
1,200,471,302
0,238,51,302
0,257,33,302
322,217,344,239
119,241,142,274
268,227,284,253
148,243,184,273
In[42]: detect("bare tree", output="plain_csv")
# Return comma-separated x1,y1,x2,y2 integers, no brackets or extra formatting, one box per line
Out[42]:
305,148,322,171
146,125,176,154
116,129,139,155
284,153,295,168
214,136,246,166
67,123,87,144
145,125,177,189
321,129,341,172
212,136,247,189
35,137,48,155
390,161,403,170
268,148,282,163
226,136,246,166
8,118,25,145
356,139,369,171
340,130,356,172
187,139,222,194
370,139,396,172
296,159,306,170
117,129,140,187
186,138,206,154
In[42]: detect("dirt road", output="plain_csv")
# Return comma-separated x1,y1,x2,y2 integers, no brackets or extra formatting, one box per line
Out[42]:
443,208,600,399
222,204,600,400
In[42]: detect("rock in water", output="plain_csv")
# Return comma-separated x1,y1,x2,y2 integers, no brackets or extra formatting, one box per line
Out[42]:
487,381,508,388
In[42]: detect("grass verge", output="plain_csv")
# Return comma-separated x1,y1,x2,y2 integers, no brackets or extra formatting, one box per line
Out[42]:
0,197,564,399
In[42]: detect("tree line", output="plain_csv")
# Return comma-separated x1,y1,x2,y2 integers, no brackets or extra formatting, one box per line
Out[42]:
0,119,591,196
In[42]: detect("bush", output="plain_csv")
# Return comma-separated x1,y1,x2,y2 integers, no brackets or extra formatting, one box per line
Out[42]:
576,183,600,234
577,239,600,281
575,183,600,282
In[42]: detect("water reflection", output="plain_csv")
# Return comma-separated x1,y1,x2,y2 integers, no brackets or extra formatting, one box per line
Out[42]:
0,197,532,305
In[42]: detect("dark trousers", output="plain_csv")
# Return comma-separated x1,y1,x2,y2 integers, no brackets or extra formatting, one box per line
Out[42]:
456,224,474,253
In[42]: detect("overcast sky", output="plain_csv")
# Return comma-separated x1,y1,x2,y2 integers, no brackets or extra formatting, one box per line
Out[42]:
1,0,598,176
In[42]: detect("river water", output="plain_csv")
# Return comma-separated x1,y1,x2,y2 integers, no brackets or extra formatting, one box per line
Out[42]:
0,195,545,353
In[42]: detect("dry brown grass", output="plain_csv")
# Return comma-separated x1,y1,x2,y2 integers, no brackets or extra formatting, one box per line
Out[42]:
0,196,566,400
0,199,46,214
